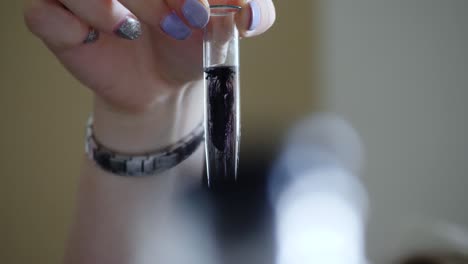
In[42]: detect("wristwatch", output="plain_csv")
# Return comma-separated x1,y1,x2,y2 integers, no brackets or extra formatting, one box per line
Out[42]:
85,117,204,176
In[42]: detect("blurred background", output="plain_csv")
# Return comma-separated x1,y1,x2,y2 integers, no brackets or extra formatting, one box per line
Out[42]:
1,0,468,263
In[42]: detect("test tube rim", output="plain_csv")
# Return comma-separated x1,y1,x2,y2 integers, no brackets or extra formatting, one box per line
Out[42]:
210,5,242,15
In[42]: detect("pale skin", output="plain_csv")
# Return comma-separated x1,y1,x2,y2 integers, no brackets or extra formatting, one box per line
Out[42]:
23,0,275,263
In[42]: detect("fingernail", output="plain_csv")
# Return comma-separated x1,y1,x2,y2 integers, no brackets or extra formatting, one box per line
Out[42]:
182,0,209,28
249,0,261,31
114,16,142,40
161,12,192,40
83,28,99,44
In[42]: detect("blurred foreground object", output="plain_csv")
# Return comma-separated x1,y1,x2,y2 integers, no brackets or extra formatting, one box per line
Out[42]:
269,113,369,264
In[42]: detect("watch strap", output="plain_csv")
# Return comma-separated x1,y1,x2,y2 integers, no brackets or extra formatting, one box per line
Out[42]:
85,117,204,176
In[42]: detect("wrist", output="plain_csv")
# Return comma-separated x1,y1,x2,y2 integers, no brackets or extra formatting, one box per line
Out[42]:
92,81,204,154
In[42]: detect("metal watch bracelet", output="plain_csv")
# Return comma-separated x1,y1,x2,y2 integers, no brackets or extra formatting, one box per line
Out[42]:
85,117,204,176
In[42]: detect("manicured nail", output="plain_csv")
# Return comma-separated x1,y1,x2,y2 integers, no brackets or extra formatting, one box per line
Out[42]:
182,0,209,28
249,0,261,31
161,12,192,40
83,28,99,44
114,16,142,40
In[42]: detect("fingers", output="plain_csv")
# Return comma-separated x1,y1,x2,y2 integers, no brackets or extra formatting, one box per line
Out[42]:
60,0,142,40
116,0,274,40
165,0,210,29
236,0,276,38
117,0,194,40
25,0,275,47
24,0,95,49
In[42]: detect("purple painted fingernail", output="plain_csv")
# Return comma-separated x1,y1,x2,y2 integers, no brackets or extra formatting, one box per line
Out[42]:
182,0,209,28
161,12,192,40
249,0,261,31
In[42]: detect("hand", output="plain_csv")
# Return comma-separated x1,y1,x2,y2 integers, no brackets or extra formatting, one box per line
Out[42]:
24,0,276,113
24,0,275,153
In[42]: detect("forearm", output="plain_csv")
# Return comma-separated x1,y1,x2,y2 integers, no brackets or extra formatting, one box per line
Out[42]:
64,82,204,264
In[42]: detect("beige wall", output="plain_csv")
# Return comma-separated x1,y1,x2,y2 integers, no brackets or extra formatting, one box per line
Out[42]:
0,1,318,263
241,1,319,149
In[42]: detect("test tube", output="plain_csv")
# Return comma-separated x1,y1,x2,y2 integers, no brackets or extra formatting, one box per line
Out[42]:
204,5,241,189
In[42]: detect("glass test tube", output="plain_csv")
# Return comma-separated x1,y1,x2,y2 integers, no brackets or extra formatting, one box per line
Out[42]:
203,5,241,188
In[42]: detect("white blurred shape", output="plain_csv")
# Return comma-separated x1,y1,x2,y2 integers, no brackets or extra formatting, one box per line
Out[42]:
132,193,219,264
270,113,369,264
285,113,364,175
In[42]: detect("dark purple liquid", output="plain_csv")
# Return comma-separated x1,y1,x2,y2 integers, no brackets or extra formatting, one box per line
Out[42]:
204,66,239,188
